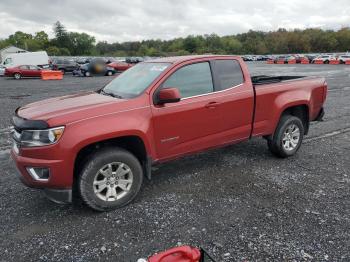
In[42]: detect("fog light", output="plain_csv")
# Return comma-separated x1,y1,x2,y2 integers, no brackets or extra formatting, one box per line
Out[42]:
26,167,50,181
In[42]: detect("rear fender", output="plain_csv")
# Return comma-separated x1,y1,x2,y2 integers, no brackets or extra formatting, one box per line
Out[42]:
270,91,310,134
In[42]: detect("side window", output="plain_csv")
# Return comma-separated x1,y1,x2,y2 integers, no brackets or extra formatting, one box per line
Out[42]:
20,65,28,70
162,62,213,98
29,65,38,70
4,58,13,65
214,60,244,90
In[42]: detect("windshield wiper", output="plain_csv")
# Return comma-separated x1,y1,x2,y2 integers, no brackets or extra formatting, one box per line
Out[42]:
99,89,123,99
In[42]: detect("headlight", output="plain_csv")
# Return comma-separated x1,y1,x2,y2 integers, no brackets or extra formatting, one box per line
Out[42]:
20,126,65,147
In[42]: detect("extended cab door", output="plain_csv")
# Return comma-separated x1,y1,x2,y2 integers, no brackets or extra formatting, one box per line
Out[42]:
209,59,254,142
151,61,222,160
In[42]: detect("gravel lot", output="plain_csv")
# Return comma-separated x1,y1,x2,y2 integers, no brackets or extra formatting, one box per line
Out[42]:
0,63,349,261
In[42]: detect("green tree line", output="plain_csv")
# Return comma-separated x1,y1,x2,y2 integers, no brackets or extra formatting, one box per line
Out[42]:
0,21,349,56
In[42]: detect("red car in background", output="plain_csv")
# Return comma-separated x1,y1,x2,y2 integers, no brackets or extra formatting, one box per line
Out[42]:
5,65,43,79
107,61,133,72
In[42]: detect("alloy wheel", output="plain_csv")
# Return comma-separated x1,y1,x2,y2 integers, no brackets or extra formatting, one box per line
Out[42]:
93,162,133,202
282,124,300,151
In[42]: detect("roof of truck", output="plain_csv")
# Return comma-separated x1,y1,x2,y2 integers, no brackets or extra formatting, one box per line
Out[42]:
147,55,240,64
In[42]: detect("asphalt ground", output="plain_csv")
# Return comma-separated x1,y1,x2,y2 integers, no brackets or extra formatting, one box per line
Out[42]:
0,63,349,261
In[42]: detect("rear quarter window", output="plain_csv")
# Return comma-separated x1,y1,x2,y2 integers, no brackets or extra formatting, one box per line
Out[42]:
213,60,244,91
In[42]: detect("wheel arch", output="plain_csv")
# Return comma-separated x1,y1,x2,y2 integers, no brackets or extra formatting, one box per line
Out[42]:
72,134,152,197
278,104,310,135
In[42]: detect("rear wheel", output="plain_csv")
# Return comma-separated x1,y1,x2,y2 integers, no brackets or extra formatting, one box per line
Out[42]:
106,71,113,76
324,60,329,64
78,147,143,211
13,73,21,80
267,115,304,158
84,71,91,77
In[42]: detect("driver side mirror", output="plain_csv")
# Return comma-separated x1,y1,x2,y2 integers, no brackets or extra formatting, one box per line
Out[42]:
156,87,181,105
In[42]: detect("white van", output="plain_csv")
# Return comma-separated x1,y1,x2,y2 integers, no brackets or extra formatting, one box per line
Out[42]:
2,51,49,68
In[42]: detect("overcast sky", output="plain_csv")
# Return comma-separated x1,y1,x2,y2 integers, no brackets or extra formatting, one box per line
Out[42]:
0,0,349,43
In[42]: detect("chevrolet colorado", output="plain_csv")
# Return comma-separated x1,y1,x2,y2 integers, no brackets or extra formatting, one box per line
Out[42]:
11,55,327,211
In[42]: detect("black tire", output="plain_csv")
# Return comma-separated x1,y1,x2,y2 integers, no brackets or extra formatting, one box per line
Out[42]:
78,147,143,211
106,71,113,76
267,115,304,158
60,68,66,75
13,73,21,80
84,71,91,77
324,60,329,64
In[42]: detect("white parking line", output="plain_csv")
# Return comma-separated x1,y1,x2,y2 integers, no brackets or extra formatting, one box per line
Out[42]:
304,127,350,143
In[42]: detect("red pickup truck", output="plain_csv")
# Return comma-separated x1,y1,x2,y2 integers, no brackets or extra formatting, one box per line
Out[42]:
11,55,327,211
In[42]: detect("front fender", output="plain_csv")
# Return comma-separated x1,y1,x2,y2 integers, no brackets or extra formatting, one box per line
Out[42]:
52,107,155,185
65,108,155,158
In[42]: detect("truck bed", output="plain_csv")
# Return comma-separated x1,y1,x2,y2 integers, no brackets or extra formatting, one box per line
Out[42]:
251,75,306,85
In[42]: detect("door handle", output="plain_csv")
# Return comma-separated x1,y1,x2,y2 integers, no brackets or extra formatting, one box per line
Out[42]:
205,101,220,109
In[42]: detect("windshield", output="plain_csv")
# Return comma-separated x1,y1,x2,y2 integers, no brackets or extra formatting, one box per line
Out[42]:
102,62,170,98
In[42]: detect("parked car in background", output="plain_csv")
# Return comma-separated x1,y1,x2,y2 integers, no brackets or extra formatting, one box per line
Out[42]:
1,51,49,68
305,54,318,63
51,59,79,74
242,55,253,61
337,55,350,64
266,55,276,61
76,57,91,65
73,58,116,77
274,55,296,64
107,61,133,72
0,65,5,76
125,57,144,64
259,55,269,61
274,56,285,63
312,55,336,64
4,65,43,79
294,55,308,63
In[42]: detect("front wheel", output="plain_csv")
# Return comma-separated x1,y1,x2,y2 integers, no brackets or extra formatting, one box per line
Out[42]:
78,147,143,211
324,60,329,64
267,115,304,158
13,73,21,79
84,71,91,77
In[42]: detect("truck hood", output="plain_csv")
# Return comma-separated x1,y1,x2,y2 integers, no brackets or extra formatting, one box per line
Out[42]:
17,91,135,126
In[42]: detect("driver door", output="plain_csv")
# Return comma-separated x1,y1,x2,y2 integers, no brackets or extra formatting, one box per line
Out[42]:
151,61,221,160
